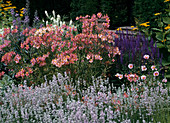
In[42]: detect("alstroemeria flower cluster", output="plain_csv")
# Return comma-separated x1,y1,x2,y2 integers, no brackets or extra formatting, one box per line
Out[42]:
51,53,78,67
13,54,21,64
0,13,120,85
0,40,11,51
124,73,139,82
31,52,50,67
1,51,16,65
15,67,33,78
86,53,103,63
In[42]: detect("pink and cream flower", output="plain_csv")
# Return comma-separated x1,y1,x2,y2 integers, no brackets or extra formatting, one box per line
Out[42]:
143,54,149,59
115,73,123,79
128,64,133,69
141,65,147,71
162,78,167,83
141,75,146,80
151,65,157,71
153,71,159,76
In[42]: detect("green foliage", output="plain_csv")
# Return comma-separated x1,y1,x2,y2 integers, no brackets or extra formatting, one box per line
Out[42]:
0,0,14,29
70,0,100,20
100,0,133,28
0,74,14,88
0,74,15,96
70,0,134,29
133,0,166,25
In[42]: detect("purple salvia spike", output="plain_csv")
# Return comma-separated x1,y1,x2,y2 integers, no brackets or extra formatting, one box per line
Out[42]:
120,54,123,64
157,48,160,59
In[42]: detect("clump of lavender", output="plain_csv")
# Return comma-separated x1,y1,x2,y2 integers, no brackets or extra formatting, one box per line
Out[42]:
0,73,169,122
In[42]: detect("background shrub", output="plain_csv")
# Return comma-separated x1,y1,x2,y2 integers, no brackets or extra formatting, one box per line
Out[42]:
133,0,166,26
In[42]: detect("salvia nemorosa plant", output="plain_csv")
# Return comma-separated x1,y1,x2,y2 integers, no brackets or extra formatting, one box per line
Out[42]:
107,30,163,87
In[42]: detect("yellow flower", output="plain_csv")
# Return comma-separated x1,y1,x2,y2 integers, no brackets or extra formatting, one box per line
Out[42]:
8,3,12,6
20,14,23,16
3,6,16,11
116,28,122,31
154,13,161,16
131,26,134,28
164,0,170,2
165,24,170,30
20,8,25,10
6,1,11,4
0,9,2,11
0,4,5,7
1,12,5,14
10,6,16,9
132,27,138,31
140,22,150,27
161,39,166,42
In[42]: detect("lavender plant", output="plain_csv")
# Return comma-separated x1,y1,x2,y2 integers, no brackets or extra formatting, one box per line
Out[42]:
0,73,169,122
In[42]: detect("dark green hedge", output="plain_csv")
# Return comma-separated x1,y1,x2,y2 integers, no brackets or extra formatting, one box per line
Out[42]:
133,0,166,25
5,0,167,28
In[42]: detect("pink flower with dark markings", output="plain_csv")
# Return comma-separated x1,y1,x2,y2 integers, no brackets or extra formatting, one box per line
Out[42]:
143,54,149,59
141,75,146,80
153,71,159,76
128,64,133,69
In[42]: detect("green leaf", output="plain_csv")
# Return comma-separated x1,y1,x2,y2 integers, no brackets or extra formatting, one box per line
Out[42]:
152,28,162,32
162,59,170,66
166,33,170,41
156,32,164,41
165,74,170,78
158,22,164,27
165,29,170,35
168,56,170,61
156,43,165,48
168,45,170,52
162,62,170,66
163,17,170,24
0,83,3,87
165,9,170,12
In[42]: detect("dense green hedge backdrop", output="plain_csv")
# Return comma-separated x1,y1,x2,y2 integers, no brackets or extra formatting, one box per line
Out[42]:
6,0,166,29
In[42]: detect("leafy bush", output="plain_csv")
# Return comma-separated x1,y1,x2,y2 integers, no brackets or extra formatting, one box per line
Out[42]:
133,0,166,27
0,74,16,97
0,0,15,29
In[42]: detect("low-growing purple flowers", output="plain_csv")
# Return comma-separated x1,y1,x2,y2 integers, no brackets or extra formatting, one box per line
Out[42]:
0,73,169,122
